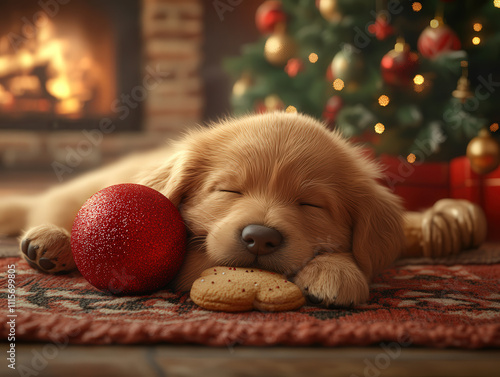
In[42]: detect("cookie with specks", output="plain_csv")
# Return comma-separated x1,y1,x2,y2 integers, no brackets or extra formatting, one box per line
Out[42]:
190,266,305,312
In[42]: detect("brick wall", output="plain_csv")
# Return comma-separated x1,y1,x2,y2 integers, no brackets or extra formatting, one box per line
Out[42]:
0,0,204,171
142,0,204,132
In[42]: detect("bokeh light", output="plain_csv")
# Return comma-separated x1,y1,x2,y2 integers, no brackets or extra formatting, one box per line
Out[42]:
286,105,297,113
412,2,422,11
407,153,416,164
472,37,481,45
374,123,385,134
430,19,439,28
491,123,499,132
413,74,425,85
333,78,344,91
473,23,483,32
378,95,390,106
308,53,318,63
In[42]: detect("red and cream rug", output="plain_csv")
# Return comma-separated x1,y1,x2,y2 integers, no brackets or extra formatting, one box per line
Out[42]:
1,244,499,348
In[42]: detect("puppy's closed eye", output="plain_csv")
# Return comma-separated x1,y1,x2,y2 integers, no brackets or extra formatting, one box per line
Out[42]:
219,189,243,195
299,203,323,209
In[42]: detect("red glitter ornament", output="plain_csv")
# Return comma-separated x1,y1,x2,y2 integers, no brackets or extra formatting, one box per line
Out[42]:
71,184,186,295
417,21,461,59
255,1,287,34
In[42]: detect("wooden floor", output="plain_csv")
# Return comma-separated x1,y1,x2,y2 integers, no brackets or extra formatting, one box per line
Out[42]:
1,171,499,377
9,345,500,377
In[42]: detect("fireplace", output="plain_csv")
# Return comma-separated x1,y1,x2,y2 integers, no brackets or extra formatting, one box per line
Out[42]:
0,0,204,170
0,0,142,131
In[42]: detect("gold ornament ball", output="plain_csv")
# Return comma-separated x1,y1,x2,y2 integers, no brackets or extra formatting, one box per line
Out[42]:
330,47,364,90
264,94,284,111
264,32,297,66
232,75,252,97
318,0,342,22
466,129,500,174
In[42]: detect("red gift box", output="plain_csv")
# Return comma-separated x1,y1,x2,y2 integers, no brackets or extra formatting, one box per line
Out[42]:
361,149,497,240
450,156,500,241
377,154,450,212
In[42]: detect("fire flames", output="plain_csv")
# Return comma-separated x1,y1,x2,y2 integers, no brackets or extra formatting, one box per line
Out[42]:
0,14,97,118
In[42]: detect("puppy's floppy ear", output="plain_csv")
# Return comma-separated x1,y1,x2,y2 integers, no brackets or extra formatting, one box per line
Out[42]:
350,183,405,280
137,149,199,207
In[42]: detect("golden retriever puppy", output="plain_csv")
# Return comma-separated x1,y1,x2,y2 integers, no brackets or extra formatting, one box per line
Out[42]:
0,112,482,307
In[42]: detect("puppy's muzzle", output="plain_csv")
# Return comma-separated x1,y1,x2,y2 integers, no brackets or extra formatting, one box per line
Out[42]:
241,225,283,256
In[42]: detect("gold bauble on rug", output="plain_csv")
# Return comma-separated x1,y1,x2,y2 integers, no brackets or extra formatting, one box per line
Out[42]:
466,128,500,175
264,28,297,66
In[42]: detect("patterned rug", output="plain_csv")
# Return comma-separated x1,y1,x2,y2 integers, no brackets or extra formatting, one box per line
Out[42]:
1,246,500,348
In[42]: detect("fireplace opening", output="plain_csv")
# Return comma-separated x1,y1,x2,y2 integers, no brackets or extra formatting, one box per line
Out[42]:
0,0,142,131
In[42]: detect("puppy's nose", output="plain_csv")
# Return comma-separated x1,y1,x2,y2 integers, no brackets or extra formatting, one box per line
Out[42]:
241,225,283,256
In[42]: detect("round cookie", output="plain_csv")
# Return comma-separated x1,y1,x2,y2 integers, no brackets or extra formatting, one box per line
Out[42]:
190,266,305,312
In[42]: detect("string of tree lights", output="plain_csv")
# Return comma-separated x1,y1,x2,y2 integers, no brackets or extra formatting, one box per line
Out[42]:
225,0,500,170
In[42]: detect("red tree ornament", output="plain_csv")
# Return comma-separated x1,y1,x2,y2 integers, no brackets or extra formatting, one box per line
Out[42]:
381,41,419,87
322,95,343,126
326,64,334,82
71,184,187,295
368,15,395,40
417,20,461,59
285,58,304,77
256,1,287,34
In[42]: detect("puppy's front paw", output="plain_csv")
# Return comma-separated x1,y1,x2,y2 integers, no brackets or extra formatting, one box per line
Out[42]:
20,224,76,274
293,253,370,307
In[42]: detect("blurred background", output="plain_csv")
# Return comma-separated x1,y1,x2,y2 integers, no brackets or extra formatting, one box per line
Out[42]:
1,0,499,166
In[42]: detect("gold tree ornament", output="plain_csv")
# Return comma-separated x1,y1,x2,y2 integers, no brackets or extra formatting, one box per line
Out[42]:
264,94,284,111
232,73,252,97
452,61,474,103
264,23,297,66
330,45,364,91
317,0,342,22
466,128,500,175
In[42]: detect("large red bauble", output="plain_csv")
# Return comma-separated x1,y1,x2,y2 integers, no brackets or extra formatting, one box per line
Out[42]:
256,1,286,34
71,184,186,295
417,24,461,59
381,48,419,87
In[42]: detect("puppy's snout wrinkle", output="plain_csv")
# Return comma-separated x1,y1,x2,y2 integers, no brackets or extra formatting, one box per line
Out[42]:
241,225,283,256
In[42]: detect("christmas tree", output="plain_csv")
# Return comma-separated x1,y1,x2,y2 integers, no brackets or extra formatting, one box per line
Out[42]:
225,0,500,165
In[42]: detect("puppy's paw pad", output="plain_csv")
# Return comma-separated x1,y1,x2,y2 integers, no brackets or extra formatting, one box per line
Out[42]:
19,225,75,274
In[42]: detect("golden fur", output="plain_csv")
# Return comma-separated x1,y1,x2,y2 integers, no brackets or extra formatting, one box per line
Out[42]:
0,112,406,306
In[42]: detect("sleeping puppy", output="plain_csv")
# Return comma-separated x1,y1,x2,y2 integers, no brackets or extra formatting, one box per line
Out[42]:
0,112,484,306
